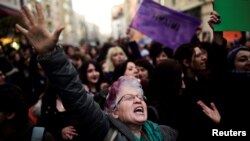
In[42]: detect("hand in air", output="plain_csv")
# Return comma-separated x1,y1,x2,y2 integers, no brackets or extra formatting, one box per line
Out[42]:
197,100,221,124
16,3,64,55
208,11,221,29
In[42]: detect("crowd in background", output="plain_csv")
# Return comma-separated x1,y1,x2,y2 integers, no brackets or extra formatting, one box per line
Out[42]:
1,6,250,141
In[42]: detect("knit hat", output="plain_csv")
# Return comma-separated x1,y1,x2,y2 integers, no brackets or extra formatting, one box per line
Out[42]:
227,46,250,70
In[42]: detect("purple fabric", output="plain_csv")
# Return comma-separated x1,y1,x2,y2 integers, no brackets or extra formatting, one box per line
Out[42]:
130,0,201,49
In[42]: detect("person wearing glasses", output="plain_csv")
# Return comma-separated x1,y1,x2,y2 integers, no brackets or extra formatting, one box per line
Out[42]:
16,3,178,141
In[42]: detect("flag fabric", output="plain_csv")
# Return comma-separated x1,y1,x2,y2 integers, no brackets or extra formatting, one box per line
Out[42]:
214,0,250,31
130,0,201,49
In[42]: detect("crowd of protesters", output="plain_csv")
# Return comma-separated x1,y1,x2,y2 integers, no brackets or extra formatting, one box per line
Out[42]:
0,3,249,141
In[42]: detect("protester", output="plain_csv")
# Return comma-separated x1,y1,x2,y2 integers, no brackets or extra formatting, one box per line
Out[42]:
103,46,128,73
78,61,108,95
172,11,223,141
227,47,250,72
147,59,184,129
0,72,54,141
196,11,249,138
149,42,173,66
37,83,79,141
113,60,139,82
245,38,250,49
16,3,178,140
135,59,154,82
103,46,128,83
198,46,250,128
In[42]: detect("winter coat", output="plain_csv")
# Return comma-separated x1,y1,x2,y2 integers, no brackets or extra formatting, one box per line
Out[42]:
38,46,178,141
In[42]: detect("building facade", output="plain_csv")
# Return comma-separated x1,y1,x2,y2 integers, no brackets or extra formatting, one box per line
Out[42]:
0,0,22,49
24,0,87,46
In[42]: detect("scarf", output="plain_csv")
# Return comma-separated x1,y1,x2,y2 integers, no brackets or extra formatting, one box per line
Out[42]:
134,120,163,141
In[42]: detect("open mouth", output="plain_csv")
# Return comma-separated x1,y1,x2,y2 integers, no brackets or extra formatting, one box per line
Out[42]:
134,106,144,114
135,74,140,79
200,63,206,69
91,76,98,81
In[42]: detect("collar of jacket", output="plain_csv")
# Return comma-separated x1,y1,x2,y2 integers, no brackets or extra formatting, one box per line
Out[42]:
108,116,135,141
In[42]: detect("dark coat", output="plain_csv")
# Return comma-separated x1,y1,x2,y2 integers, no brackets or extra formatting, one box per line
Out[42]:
38,47,178,141
0,121,54,141
220,71,250,131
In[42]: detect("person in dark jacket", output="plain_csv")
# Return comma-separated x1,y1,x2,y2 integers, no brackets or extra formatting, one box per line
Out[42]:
198,46,250,131
0,80,54,141
113,60,139,82
196,11,249,139
16,3,178,141
147,59,184,128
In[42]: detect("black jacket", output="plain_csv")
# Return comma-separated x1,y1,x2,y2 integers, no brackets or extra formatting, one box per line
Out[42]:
38,47,177,141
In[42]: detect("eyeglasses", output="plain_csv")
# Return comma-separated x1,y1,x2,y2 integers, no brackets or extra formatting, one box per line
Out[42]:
113,94,147,110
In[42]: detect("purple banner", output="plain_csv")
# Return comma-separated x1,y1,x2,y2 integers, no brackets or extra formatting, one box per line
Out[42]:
130,0,201,49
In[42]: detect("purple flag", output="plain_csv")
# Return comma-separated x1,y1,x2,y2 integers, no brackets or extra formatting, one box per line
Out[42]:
130,0,201,49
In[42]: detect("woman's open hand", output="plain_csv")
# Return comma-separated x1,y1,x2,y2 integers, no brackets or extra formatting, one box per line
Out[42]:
16,3,64,55
197,100,221,124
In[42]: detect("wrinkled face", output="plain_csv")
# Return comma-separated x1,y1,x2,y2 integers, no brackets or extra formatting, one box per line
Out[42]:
234,50,250,72
156,51,168,65
87,64,100,84
112,86,147,125
137,66,149,80
191,47,207,71
124,62,139,78
111,52,126,67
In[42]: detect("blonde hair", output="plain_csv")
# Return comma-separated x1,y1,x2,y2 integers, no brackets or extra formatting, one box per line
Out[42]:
104,46,128,72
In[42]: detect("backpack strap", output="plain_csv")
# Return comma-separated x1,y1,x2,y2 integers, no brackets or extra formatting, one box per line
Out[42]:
31,126,45,141
103,127,118,141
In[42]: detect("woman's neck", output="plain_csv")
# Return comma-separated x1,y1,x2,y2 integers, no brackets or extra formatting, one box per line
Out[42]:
88,84,97,93
128,124,143,138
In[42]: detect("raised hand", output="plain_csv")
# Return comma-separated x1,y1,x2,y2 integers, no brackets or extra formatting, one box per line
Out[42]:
16,3,64,55
208,11,221,29
197,100,221,124
208,11,224,45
